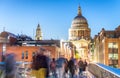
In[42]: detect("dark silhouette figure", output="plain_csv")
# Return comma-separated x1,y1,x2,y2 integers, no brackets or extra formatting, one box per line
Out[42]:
83,59,88,71
50,58,57,77
78,58,84,75
1,53,22,78
64,58,69,74
31,53,49,78
68,59,75,78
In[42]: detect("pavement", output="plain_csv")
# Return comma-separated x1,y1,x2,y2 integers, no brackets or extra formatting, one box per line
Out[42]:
83,71,96,78
49,70,96,78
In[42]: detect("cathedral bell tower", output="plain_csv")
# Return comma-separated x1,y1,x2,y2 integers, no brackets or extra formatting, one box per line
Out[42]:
35,24,42,40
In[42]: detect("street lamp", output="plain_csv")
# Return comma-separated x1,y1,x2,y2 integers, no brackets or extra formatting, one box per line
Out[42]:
2,35,9,61
2,43,6,61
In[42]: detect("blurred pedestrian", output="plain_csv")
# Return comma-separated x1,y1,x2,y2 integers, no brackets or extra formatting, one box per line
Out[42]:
50,58,57,77
56,54,66,78
78,58,84,75
1,53,22,78
83,59,88,71
31,48,49,78
68,57,76,78
64,58,69,78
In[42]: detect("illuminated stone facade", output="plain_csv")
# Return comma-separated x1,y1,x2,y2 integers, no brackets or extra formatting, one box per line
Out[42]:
94,26,120,68
69,6,91,40
68,6,91,59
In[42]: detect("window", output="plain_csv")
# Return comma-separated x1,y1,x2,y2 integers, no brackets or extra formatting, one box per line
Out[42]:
110,34,114,38
32,52,35,59
81,31,84,36
108,53,118,60
109,53,118,67
22,52,24,59
26,51,28,59
108,42,118,54
108,42,118,49
37,37,39,40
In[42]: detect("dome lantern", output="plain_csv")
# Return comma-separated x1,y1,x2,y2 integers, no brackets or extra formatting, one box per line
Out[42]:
78,6,82,16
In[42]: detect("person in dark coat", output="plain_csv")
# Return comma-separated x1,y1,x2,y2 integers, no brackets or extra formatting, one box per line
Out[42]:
1,53,22,78
31,48,49,78
50,58,57,77
68,57,76,78
56,55,66,78
83,59,88,71
64,58,68,76
78,58,84,75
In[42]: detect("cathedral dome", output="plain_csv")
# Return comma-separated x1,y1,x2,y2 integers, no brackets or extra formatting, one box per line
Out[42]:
71,6,88,29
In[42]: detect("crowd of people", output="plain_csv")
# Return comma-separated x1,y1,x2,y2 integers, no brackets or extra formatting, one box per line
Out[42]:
0,48,88,78
30,52,88,78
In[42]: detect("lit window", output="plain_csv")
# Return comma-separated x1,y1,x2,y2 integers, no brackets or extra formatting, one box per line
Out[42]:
108,42,118,48
108,53,118,60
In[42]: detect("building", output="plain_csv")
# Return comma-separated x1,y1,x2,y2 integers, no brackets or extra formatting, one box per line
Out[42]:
61,6,91,60
68,6,91,59
69,6,91,40
94,26,120,68
0,31,17,61
0,25,60,62
35,24,42,40
60,40,74,60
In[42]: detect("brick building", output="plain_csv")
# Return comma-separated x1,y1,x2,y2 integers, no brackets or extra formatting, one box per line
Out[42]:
0,31,60,62
94,26,120,68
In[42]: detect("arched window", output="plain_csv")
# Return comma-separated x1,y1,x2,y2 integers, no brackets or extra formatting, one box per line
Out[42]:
32,52,36,59
81,30,84,36
26,51,28,59
22,51,24,59
37,37,39,40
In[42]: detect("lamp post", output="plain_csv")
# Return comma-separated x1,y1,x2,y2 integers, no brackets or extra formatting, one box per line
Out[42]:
2,35,9,61
2,41,6,61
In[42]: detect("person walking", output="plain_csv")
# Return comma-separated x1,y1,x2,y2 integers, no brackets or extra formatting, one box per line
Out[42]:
83,59,88,71
64,58,69,78
50,58,57,77
78,58,84,75
1,53,22,78
68,59,75,78
31,48,49,78
56,54,66,78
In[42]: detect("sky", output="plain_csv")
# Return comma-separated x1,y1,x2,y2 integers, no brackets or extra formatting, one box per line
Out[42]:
0,0,120,40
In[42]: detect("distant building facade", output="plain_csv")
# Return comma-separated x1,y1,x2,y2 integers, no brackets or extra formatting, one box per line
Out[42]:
0,31,17,61
0,25,60,62
94,26,120,68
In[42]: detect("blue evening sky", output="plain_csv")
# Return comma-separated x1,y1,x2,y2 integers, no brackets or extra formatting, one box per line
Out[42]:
0,0,120,40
